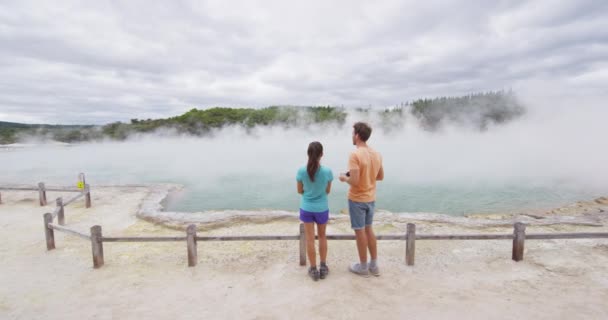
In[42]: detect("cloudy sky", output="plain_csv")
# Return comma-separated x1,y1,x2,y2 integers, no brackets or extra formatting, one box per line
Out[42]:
0,0,606,124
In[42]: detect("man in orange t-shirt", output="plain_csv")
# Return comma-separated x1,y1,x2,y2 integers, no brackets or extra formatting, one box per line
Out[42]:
339,122,384,277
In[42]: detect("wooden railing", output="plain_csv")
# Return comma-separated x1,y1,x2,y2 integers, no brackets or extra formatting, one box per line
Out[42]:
0,173,91,208
43,212,608,269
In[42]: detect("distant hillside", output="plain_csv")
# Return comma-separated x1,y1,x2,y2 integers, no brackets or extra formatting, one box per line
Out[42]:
410,90,525,130
0,121,36,129
102,106,348,139
0,122,95,144
1,90,525,144
0,121,92,129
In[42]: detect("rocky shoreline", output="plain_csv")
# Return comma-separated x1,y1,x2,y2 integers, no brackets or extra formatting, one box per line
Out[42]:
135,184,608,230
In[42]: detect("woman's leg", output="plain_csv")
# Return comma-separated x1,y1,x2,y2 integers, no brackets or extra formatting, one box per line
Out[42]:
304,222,317,267
317,223,327,263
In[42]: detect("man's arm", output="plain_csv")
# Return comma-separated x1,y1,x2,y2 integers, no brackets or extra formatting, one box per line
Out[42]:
339,152,360,185
376,166,384,181
339,169,360,186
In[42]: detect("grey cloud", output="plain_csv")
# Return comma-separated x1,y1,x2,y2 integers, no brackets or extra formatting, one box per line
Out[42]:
0,0,607,124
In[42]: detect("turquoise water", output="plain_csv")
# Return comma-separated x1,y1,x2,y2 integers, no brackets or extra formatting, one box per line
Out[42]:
1,121,605,216
163,176,597,215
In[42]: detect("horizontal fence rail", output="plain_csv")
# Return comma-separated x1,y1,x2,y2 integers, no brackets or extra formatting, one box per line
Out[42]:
42,217,608,270
0,187,43,191
416,234,514,240
526,233,608,239
1,173,91,208
102,236,188,242
0,186,80,192
94,233,608,242
48,223,90,240
197,235,301,241
41,187,82,192
63,193,85,206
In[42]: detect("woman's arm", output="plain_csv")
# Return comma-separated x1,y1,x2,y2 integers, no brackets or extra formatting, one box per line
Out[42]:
297,181,304,194
325,181,332,194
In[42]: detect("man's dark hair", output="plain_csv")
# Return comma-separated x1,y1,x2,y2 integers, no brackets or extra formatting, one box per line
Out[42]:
353,122,372,142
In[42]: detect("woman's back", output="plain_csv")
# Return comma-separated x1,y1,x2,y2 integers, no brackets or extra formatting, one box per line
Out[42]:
296,165,333,212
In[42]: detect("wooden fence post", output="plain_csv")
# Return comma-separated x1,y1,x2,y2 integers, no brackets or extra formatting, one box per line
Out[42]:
512,222,526,262
84,184,91,208
90,225,104,268
299,223,306,266
43,213,55,250
406,223,416,266
38,182,47,206
56,197,65,226
186,224,197,267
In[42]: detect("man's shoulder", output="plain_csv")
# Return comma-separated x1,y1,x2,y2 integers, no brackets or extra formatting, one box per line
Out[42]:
368,147,382,159
374,149,383,159
352,147,379,157
350,148,364,158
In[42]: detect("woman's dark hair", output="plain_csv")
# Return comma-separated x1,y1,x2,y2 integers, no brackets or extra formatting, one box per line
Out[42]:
307,141,323,182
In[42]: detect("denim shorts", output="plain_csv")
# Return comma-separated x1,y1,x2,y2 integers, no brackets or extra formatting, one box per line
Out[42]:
348,200,375,230
300,209,329,224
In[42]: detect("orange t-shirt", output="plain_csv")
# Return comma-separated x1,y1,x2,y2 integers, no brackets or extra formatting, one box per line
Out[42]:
348,146,383,202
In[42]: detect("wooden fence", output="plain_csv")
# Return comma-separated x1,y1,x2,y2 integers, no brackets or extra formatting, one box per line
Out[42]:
42,206,608,269
1,173,91,208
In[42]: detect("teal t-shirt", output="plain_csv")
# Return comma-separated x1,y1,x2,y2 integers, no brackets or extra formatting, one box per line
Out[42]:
296,165,334,213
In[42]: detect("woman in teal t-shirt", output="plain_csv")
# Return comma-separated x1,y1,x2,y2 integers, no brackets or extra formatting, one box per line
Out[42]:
296,141,333,281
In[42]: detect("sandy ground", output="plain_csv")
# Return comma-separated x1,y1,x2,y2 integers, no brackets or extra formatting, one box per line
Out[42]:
1,186,608,319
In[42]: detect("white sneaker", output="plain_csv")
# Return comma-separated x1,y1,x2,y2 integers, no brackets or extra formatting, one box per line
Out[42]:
349,263,370,277
369,265,380,277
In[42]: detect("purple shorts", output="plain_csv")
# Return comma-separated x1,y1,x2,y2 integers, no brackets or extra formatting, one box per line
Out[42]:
299,209,329,224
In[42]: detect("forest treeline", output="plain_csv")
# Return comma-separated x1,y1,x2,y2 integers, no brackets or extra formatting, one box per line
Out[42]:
0,90,524,144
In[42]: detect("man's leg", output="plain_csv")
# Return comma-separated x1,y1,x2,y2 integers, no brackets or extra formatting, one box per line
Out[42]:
349,200,368,263
365,202,380,276
365,225,377,261
349,200,370,276
354,228,368,263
